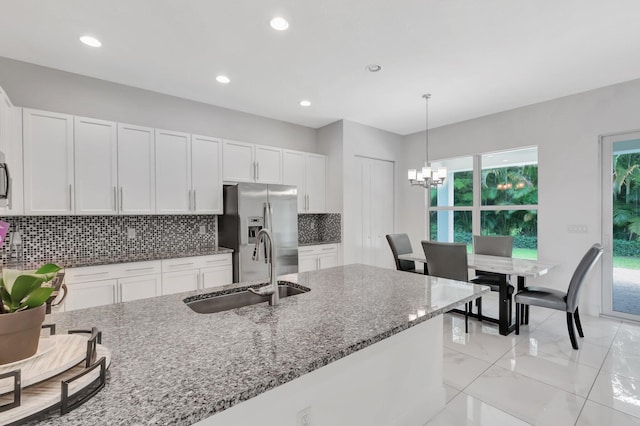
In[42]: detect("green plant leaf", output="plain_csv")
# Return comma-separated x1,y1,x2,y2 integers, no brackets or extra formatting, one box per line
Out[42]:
1,268,23,295
35,264,62,275
0,285,11,311
19,287,54,309
10,274,49,306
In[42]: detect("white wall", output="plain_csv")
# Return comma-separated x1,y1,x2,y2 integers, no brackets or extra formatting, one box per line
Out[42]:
0,56,317,151
400,77,640,315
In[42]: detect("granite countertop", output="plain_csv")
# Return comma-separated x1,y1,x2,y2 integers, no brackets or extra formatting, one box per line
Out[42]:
35,264,488,425
298,239,341,247
1,247,234,270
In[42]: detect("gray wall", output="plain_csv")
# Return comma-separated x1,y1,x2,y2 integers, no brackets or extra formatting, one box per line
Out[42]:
0,57,317,151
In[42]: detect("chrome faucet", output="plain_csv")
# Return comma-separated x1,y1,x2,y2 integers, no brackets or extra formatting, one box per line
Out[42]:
247,228,279,306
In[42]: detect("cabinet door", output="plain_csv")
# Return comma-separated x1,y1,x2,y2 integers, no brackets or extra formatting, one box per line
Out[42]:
318,253,338,270
117,123,155,214
306,154,326,213
74,116,118,214
155,129,191,214
65,279,117,311
200,266,233,289
162,270,200,295
119,274,162,302
191,135,222,214
255,144,282,184
0,98,23,215
223,140,254,182
283,150,306,212
23,109,74,215
298,253,318,273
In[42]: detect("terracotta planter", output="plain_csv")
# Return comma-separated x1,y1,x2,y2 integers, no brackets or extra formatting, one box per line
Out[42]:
0,303,46,365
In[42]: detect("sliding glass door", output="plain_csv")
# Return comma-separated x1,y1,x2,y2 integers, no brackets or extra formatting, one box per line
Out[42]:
602,132,640,320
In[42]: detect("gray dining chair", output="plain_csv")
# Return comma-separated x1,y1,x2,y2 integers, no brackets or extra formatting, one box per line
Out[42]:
470,235,514,321
515,243,604,349
386,234,425,274
421,240,474,333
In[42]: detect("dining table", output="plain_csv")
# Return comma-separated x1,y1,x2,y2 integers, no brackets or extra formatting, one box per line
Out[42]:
397,252,558,335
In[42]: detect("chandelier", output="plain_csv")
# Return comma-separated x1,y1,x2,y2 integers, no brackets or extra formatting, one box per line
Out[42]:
408,94,447,188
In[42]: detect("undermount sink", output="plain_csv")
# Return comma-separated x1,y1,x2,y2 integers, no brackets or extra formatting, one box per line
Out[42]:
185,283,310,314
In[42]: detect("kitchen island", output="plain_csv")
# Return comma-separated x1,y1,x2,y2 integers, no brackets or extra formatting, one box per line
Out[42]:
35,264,488,425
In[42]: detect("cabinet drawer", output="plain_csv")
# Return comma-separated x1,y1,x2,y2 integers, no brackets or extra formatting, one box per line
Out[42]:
162,256,201,272
65,264,117,283
115,261,162,278
196,253,232,268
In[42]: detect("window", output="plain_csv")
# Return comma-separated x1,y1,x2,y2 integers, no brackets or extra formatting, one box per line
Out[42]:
428,147,538,259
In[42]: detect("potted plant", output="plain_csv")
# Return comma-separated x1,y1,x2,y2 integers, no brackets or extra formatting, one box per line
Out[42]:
0,263,62,364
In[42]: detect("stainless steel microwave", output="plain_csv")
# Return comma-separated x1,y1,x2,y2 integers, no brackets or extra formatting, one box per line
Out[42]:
0,151,9,208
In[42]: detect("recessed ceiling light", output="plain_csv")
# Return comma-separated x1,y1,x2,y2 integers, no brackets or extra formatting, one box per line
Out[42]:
299,100,311,107
270,17,289,31
366,64,382,72
80,35,102,47
216,75,231,84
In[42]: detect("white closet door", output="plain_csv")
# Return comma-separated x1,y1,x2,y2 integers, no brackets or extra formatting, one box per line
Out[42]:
255,144,282,184
283,149,306,212
306,154,326,213
372,159,395,268
117,123,155,214
191,135,222,214
358,157,374,265
155,129,191,214
74,116,118,214
23,109,74,215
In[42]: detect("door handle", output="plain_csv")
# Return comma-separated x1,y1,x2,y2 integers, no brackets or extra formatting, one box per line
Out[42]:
120,187,124,211
74,271,109,278
7,177,11,210
256,162,259,181
188,189,192,211
193,190,197,211
125,267,155,272
113,186,117,212
69,184,72,211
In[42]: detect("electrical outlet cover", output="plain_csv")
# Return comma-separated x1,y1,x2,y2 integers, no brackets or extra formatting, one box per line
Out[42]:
297,407,311,426
127,227,136,239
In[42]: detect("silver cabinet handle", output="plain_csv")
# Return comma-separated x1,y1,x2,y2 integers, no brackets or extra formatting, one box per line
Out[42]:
253,162,257,181
256,162,260,181
193,189,197,211
120,187,124,211
75,271,109,278
169,262,195,267
188,189,192,211
318,257,322,269
114,285,118,303
7,177,11,210
322,247,335,251
125,267,155,272
113,186,117,212
68,184,72,211
316,258,319,270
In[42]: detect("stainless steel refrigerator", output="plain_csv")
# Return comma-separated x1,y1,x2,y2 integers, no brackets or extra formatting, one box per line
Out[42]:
218,183,299,283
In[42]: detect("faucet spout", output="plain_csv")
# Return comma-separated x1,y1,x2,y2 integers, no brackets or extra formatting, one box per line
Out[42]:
250,228,279,306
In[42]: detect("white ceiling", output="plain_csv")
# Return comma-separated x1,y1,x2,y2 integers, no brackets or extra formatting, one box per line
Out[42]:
2,0,640,135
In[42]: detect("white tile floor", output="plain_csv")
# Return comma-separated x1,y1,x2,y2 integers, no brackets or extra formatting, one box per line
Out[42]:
425,293,640,425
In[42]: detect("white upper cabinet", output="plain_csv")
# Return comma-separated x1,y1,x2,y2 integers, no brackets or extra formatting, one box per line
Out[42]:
23,109,74,215
306,153,326,212
283,150,306,211
117,123,156,214
254,144,282,184
223,140,254,182
74,116,118,215
0,87,23,215
155,129,191,214
223,140,282,184
191,135,222,214
283,149,326,213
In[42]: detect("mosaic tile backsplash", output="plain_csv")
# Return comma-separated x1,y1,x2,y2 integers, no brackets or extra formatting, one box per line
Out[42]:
298,213,341,245
0,213,341,264
0,215,217,264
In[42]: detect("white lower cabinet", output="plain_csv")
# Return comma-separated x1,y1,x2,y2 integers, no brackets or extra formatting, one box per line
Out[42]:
161,253,233,293
119,274,162,302
65,279,118,311
298,244,339,273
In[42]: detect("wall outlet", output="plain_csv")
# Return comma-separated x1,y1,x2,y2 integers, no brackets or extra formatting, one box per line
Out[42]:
297,407,312,426
567,224,588,234
199,225,207,235
127,227,137,239
310,222,315,230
